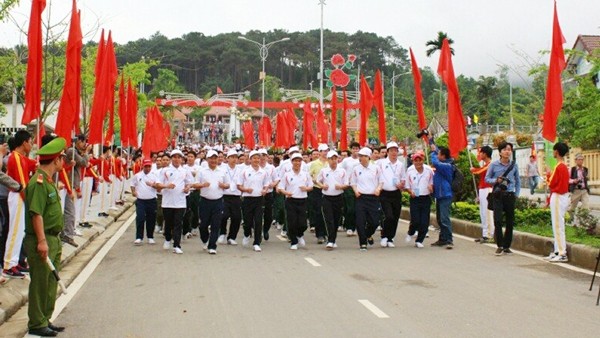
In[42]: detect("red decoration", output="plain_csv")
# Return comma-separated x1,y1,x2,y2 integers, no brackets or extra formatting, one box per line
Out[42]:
330,54,345,67
410,48,427,131
22,0,46,126
347,54,356,63
373,70,386,144
330,69,351,87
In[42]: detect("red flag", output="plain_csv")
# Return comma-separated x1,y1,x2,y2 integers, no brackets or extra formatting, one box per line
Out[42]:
259,116,273,147
22,0,46,125
88,30,105,144
542,1,566,142
142,106,163,158
216,86,223,94
285,106,298,145
302,100,317,149
359,75,373,146
316,103,328,144
117,76,127,147
340,89,348,150
55,0,82,145
125,79,139,147
330,87,337,143
437,39,467,158
373,70,386,144
275,111,289,148
410,48,427,131
242,121,255,149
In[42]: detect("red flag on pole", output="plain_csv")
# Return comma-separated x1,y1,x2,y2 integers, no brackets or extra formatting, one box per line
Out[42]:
340,89,348,150
142,106,161,158
259,116,273,147
275,111,289,148
437,39,467,158
359,75,373,146
330,87,338,143
373,70,386,144
285,106,298,145
125,79,139,147
22,0,46,126
316,103,328,144
55,0,82,145
117,75,127,147
542,1,566,142
410,48,427,131
242,121,255,149
302,100,317,149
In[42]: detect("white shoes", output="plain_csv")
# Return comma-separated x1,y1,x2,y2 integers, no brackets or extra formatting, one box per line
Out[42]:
549,255,568,263
242,236,250,246
191,228,199,236
280,231,288,238
163,241,171,250
346,229,354,236
544,252,558,261
217,235,227,244
202,242,208,251
154,226,162,234
415,242,424,248
253,245,262,252
297,237,306,247
173,247,183,254
387,241,395,248
134,239,143,246
290,244,298,250
276,223,282,230
148,238,156,245
74,229,83,237
405,234,413,243
337,226,344,232
325,242,335,250
227,239,238,245
208,249,217,255
380,238,388,247
184,232,192,239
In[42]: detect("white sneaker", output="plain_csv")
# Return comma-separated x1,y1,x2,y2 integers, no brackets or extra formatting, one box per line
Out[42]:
155,226,162,233
309,227,315,233
325,242,334,250
191,228,199,236
208,249,217,255
173,247,183,254
415,242,424,248
242,236,250,246
253,245,262,252
280,231,288,238
184,232,192,239
227,239,238,245
163,241,171,250
346,229,354,236
405,234,413,243
376,225,382,231
134,239,143,246
217,235,227,244
387,241,395,248
549,255,568,263
544,252,558,261
380,238,388,248
290,244,298,250
202,242,208,251
337,226,344,232
74,229,83,237
276,223,282,230
297,237,306,247
148,238,156,245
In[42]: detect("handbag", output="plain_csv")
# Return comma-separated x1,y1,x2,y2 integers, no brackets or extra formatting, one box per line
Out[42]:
486,162,515,211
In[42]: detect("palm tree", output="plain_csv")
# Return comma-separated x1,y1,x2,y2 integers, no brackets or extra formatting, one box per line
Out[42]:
425,31,455,57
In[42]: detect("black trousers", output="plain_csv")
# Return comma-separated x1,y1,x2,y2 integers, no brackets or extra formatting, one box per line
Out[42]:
199,197,224,250
493,191,516,249
355,194,381,246
163,208,185,248
242,196,264,246
308,188,326,237
380,190,402,241
183,190,200,234
262,191,274,236
408,195,432,243
135,198,157,240
285,198,307,245
322,194,343,243
221,195,242,240
343,189,356,231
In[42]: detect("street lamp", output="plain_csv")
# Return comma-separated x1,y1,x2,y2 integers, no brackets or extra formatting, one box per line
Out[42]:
390,71,411,127
238,36,290,118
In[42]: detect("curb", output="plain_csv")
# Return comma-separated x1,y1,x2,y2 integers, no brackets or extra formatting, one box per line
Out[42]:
0,201,133,329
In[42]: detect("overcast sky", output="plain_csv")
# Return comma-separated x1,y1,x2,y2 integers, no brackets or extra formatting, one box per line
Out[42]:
1,0,599,80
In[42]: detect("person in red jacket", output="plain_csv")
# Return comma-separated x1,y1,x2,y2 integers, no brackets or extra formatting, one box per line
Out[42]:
545,142,570,263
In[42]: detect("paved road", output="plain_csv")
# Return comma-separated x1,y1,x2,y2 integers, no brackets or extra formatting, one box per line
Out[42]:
51,217,599,338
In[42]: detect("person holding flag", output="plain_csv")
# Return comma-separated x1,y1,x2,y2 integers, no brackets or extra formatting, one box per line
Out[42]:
545,142,570,263
470,146,495,244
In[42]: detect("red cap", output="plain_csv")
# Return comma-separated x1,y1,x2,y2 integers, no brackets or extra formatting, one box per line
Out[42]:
411,151,425,160
142,159,152,167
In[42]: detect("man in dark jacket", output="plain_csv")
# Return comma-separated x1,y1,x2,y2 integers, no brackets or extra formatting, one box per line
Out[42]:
429,144,455,249
568,153,589,221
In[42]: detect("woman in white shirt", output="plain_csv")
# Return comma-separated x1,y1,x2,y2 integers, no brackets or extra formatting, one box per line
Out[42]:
404,151,434,248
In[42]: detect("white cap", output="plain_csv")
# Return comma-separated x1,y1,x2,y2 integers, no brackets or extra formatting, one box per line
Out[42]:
203,145,211,151
290,153,303,161
226,149,238,158
170,149,184,157
206,150,218,158
258,148,269,156
358,147,372,157
386,141,399,150
326,150,339,159
317,143,329,152
249,150,260,158
288,146,300,154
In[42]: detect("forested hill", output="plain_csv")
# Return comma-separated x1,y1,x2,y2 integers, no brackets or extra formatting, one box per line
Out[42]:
112,29,410,96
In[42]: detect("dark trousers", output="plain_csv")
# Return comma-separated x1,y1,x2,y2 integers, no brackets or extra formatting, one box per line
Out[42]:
221,195,242,240
135,198,157,240
0,197,25,267
263,192,274,236
322,194,343,243
199,197,224,250
493,192,516,249
380,190,402,241
355,194,381,246
183,190,200,234
285,198,307,245
409,196,432,243
343,189,356,231
163,208,185,248
308,188,326,237
155,195,163,229
273,192,286,225
242,196,264,246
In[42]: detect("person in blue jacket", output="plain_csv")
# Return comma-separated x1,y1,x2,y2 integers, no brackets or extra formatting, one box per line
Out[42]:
429,142,455,249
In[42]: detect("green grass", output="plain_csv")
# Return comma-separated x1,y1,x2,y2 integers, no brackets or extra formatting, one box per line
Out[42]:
516,223,600,248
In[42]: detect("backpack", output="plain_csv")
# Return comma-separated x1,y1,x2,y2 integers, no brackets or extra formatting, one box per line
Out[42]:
451,164,464,194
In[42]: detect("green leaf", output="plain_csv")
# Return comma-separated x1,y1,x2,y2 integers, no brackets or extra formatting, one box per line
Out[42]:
343,61,353,69
324,69,332,78
348,75,357,81
326,80,334,88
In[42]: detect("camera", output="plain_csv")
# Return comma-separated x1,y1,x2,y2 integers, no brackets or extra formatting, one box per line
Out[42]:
416,129,429,139
577,183,584,189
498,176,510,191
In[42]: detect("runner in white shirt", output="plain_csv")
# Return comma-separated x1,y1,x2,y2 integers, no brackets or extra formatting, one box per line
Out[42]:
404,151,434,248
278,153,313,250
317,150,349,249
340,141,361,236
219,150,243,245
183,151,201,238
131,159,159,245
377,142,407,248
259,149,278,241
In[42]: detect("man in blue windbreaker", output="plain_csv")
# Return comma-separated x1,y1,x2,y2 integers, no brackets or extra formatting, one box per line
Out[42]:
429,143,455,249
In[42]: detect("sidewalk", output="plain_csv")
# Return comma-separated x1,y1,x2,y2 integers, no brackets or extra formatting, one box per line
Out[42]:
0,193,134,331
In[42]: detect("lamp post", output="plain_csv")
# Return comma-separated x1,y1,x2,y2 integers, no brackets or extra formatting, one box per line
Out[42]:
238,36,290,118
390,71,411,127
318,0,326,107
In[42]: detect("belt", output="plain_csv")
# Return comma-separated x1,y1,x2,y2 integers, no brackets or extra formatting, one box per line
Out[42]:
359,194,377,198
287,197,307,201
201,197,223,202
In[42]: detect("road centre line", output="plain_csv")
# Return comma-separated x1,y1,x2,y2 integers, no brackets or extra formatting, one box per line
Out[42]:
358,299,390,318
51,212,135,322
304,257,321,267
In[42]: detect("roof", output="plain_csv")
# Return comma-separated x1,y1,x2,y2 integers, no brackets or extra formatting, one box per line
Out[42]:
573,35,600,54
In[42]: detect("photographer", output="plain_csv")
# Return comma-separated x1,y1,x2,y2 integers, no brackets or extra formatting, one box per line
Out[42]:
485,141,520,256
568,153,589,222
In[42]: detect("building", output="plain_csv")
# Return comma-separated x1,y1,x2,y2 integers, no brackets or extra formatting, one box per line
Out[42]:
566,34,600,88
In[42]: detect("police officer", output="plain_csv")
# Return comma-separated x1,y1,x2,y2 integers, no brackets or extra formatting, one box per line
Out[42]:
24,137,67,336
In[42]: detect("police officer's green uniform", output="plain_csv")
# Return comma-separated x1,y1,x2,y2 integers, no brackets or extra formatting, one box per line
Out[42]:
24,137,65,332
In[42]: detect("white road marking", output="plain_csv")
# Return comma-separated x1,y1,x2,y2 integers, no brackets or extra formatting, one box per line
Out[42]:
358,299,390,318
51,212,135,321
304,257,321,267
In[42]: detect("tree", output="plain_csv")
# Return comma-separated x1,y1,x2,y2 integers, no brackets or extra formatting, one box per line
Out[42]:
425,31,454,57
148,68,185,100
0,0,19,21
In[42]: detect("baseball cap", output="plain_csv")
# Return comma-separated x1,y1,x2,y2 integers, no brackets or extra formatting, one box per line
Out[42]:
258,148,269,156
326,150,339,159
575,153,584,160
411,151,425,160
226,149,238,158
317,143,329,152
386,142,399,150
249,150,260,158
142,159,152,166
170,149,184,157
358,147,372,157
290,153,303,161
288,146,300,154
206,150,218,158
